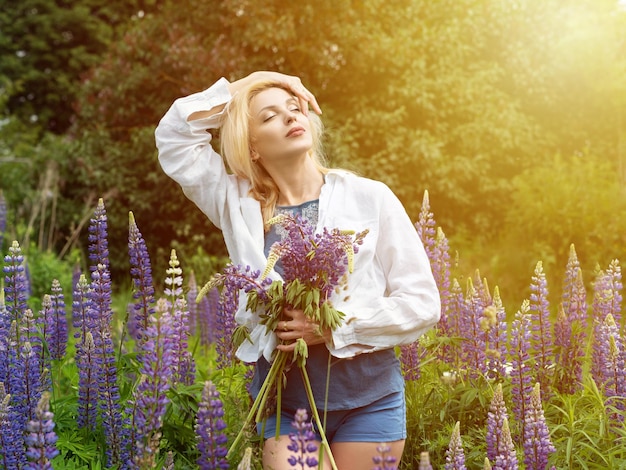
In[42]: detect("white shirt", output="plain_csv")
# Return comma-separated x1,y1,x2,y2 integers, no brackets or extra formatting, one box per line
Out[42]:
155,78,441,362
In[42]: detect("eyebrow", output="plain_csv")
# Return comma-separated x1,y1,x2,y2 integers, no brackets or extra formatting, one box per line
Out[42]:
256,97,299,116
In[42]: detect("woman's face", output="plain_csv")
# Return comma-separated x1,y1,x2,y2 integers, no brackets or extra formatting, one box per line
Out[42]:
248,87,313,164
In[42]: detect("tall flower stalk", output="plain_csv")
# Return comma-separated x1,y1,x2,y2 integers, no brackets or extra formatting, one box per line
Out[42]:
445,421,467,470
128,299,175,468
509,300,533,427
522,383,555,470
24,392,59,469
127,212,156,342
47,279,67,361
164,250,195,386
202,214,367,469
87,198,128,467
196,381,229,470
492,417,519,470
4,241,29,347
528,262,553,396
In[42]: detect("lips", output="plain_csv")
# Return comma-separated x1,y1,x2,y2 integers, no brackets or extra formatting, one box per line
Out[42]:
286,126,306,137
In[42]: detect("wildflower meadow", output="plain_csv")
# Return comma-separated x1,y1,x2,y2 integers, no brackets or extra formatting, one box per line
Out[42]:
1,189,625,469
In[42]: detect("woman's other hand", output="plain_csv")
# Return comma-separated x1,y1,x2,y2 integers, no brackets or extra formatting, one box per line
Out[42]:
275,307,331,352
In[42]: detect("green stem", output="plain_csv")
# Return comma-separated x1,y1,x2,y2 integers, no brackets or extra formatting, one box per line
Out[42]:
300,367,339,470
226,352,287,459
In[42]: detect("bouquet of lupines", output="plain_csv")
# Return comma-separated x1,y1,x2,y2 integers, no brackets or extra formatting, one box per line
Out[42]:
198,213,368,468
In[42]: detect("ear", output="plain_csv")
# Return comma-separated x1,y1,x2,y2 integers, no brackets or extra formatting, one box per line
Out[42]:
250,148,259,162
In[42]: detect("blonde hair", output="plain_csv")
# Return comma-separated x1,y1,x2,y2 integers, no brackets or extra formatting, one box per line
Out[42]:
220,80,328,229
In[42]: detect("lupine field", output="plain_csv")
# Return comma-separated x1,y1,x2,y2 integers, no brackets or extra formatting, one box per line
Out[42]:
1,188,625,470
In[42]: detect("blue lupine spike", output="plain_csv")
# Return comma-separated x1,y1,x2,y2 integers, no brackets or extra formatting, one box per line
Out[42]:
523,383,555,469
528,261,553,395
76,332,98,431
87,199,129,467
445,421,466,470
128,212,156,341
287,409,319,469
24,391,60,469
129,300,175,468
0,190,6,248
196,381,229,470
48,279,67,361
1,382,26,469
509,300,534,425
164,251,195,385
4,241,29,345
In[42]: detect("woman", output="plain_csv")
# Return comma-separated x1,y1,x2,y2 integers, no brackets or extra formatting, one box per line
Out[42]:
155,71,441,469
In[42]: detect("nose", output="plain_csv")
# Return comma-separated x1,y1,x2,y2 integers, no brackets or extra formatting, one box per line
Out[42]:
285,110,297,124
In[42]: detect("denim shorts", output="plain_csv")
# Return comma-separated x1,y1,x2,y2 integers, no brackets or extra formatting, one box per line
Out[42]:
257,391,406,442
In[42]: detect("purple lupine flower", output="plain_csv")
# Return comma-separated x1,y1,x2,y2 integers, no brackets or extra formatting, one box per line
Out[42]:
72,274,92,342
1,382,26,469
561,245,587,325
164,250,196,386
87,199,129,467
492,417,519,470
415,189,436,261
286,409,319,469
591,312,620,388
129,301,175,468
76,332,98,431
0,190,6,247
432,227,451,321
419,451,433,470
187,271,201,338
169,298,196,386
615,342,626,421
528,262,553,396
215,287,238,369
268,213,368,306
486,383,508,463
4,241,29,345
400,340,424,381
22,306,47,393
592,314,626,421
445,421,467,470
207,265,270,369
188,271,219,346
196,380,229,470
0,291,8,389
591,262,621,354
555,248,588,395
128,212,156,341
553,303,585,395
484,288,508,380
605,260,622,326
441,278,465,368
371,443,397,470
24,392,59,469
523,383,555,470
509,300,534,425
47,280,67,361
460,278,488,378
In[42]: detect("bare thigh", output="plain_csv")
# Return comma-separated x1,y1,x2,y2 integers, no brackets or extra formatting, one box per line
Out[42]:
262,436,331,470
262,437,405,470
331,440,405,470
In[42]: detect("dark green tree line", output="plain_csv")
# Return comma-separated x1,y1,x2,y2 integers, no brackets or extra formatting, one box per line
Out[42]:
1,0,625,301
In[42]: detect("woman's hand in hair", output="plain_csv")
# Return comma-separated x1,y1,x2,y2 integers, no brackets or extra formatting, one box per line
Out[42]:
229,71,322,116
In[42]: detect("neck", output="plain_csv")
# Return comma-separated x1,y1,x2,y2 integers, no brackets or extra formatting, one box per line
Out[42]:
267,156,325,206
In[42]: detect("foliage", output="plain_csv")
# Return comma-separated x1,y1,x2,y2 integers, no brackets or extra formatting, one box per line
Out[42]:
2,0,626,302
0,0,159,134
